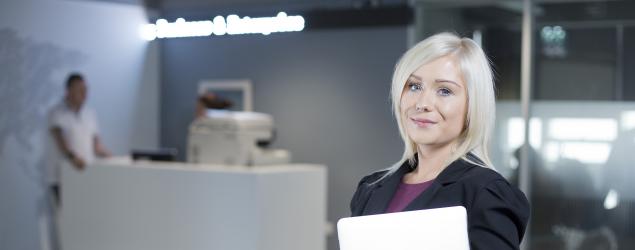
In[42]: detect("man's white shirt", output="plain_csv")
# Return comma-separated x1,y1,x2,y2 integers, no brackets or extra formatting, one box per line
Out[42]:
48,101,99,185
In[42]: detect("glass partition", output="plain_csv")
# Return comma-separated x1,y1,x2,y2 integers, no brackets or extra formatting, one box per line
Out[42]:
528,1,635,249
411,0,635,249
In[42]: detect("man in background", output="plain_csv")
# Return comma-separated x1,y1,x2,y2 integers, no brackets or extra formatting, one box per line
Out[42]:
194,92,232,119
48,73,111,205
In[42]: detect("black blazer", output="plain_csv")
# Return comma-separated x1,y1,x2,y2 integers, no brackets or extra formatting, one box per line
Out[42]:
350,155,530,250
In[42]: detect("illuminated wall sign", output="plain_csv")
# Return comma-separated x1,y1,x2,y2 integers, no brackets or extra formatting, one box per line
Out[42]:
141,12,305,40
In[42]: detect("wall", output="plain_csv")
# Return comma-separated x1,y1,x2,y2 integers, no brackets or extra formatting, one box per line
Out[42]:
160,26,407,250
623,26,635,100
0,0,159,249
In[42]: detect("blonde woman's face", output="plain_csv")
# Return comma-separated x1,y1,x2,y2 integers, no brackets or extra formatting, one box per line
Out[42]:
400,55,468,149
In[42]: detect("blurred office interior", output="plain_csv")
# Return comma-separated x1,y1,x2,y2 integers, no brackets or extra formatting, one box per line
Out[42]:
1,0,635,250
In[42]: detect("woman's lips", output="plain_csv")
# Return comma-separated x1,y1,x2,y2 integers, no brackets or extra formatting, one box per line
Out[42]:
410,118,437,127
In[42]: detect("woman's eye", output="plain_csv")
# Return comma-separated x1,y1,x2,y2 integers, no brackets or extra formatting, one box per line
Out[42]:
438,88,452,96
407,82,422,92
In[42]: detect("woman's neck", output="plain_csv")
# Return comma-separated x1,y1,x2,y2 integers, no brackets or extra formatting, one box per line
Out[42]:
404,143,455,184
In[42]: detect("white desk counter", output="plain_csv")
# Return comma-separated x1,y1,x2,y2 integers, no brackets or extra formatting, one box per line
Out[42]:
60,158,327,250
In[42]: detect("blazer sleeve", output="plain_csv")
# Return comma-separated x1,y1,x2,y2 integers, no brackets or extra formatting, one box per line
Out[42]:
468,179,530,250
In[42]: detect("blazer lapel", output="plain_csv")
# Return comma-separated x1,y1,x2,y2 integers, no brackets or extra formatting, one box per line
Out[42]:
362,161,412,215
403,158,476,211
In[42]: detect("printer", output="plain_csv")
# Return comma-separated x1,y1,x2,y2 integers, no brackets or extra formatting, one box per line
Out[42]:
187,110,291,166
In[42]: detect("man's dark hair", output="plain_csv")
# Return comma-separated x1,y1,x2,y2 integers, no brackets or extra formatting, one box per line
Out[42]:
66,73,84,89
199,95,232,110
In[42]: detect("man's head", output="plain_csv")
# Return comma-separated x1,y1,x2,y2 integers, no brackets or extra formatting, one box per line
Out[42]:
65,73,87,108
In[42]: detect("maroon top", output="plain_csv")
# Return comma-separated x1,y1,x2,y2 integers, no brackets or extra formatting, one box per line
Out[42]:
385,179,435,213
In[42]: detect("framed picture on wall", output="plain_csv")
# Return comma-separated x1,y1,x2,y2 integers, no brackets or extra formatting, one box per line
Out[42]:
198,79,253,111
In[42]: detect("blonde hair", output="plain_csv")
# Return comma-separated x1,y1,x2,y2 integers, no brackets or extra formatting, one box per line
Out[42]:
387,32,496,175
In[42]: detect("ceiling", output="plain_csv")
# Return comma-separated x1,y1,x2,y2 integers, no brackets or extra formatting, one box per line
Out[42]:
80,0,631,13
79,0,635,25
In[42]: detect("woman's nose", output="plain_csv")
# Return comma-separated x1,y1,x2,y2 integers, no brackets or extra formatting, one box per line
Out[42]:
415,91,435,111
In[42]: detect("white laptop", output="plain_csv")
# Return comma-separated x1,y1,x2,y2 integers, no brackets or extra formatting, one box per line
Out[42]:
337,206,470,250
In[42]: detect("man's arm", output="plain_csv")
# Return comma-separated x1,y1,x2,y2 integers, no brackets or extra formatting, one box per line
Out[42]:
93,135,111,158
50,127,85,170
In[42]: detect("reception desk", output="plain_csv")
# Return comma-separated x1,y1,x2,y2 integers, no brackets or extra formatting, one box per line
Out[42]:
60,158,327,250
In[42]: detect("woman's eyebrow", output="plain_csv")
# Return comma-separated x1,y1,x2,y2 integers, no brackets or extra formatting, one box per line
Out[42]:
409,75,462,87
408,74,422,81
435,79,461,87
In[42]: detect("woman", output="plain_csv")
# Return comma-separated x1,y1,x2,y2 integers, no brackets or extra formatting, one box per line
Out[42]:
349,33,530,249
